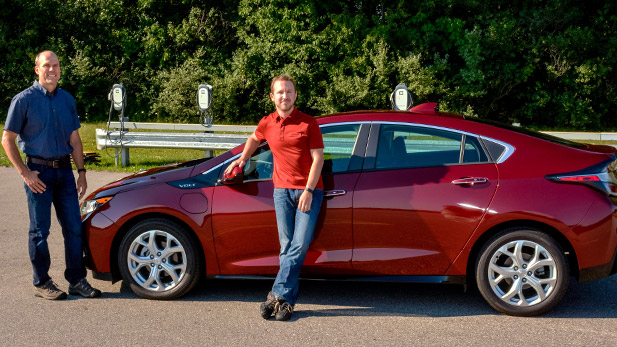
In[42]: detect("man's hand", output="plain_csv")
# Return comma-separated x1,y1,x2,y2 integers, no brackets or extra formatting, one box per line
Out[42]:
22,169,46,194
77,172,87,199
298,190,312,213
224,158,246,176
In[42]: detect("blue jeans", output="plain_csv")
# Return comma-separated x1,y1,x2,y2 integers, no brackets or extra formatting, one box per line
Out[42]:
25,163,86,286
271,188,323,305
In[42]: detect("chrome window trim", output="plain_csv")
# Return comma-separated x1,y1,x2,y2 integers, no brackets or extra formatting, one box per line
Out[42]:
478,136,515,164
374,121,478,137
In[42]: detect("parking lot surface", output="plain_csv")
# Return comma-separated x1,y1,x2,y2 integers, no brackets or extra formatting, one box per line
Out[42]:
1,166,616,346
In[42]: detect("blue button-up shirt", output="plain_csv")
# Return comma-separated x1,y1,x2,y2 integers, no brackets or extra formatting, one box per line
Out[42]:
4,80,80,159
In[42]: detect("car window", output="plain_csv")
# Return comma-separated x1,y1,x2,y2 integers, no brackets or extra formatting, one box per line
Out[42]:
463,135,490,163
321,124,361,173
376,124,487,169
243,145,273,181
239,124,362,181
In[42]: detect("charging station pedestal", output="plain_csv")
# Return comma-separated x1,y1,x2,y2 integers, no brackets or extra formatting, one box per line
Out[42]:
114,116,130,167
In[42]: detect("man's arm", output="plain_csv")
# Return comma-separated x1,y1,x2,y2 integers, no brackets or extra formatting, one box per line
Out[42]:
298,148,324,213
1,129,47,193
69,129,87,199
224,133,261,176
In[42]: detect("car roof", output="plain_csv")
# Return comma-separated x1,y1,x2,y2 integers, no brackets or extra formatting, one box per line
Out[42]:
316,103,590,151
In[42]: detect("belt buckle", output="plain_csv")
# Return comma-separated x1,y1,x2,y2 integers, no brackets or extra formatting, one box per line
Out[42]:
51,160,60,168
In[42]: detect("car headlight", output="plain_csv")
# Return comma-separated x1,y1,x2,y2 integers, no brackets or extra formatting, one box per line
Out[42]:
81,196,113,216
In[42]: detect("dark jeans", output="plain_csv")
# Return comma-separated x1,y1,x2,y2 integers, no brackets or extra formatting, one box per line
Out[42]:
25,163,86,286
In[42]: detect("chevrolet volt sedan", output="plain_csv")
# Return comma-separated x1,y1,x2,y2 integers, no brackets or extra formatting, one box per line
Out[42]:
81,103,617,316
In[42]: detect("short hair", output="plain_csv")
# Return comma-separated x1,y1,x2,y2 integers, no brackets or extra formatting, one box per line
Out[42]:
270,74,296,92
34,50,57,67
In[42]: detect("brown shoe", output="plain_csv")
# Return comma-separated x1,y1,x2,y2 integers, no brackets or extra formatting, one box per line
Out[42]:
34,280,67,300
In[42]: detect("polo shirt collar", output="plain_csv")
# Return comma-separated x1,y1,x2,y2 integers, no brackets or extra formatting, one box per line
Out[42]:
32,80,58,96
273,107,298,123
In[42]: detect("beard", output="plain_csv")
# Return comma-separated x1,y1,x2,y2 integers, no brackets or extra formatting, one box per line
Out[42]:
276,100,295,113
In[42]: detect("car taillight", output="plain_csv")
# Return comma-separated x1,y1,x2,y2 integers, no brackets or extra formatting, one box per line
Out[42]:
546,158,617,196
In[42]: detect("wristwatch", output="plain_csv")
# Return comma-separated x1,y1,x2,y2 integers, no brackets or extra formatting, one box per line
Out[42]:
304,187,314,193
77,168,87,173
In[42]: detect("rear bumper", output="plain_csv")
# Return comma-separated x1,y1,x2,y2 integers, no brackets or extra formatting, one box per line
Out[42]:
579,244,617,282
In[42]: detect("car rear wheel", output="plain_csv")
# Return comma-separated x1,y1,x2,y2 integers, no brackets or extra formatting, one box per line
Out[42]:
476,228,569,316
118,219,202,300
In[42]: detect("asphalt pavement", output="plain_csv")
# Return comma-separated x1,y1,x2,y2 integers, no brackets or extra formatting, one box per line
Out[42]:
1,166,617,346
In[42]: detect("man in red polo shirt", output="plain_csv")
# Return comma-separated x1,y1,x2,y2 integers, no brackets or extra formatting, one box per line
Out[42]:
224,74,324,321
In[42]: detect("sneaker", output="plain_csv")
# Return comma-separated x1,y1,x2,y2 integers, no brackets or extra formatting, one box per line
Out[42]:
259,291,278,319
274,300,293,321
68,278,101,298
34,280,67,300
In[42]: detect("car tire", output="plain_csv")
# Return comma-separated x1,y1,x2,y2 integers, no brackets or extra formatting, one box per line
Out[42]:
475,228,569,316
118,219,202,300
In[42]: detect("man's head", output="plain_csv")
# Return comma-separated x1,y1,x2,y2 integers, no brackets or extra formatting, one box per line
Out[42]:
270,74,297,116
34,50,61,92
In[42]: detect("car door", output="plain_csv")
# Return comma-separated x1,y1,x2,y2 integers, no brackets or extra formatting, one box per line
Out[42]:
210,123,368,275
351,123,498,275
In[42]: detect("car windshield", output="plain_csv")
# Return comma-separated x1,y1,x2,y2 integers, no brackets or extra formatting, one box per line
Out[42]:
467,118,587,149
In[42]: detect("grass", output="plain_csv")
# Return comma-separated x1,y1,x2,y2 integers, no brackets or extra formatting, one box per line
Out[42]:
0,122,224,172
2,122,617,172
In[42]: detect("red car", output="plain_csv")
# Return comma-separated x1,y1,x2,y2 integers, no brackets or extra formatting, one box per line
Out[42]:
81,103,617,316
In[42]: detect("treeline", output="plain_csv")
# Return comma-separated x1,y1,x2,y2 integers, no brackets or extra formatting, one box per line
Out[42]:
1,0,615,129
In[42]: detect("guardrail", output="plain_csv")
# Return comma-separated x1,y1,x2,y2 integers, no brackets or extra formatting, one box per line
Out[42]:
97,122,256,166
96,122,617,166
541,131,617,141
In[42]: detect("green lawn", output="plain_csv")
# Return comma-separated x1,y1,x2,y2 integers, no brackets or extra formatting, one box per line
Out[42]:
2,122,617,173
1,122,222,172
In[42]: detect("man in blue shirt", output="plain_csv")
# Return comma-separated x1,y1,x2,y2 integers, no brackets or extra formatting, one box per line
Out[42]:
1,50,101,300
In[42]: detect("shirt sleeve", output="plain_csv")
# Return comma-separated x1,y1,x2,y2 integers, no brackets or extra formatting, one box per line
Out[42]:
254,116,268,142
4,94,26,134
308,118,324,149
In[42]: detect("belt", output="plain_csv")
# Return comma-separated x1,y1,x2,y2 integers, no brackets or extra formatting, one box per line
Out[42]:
26,156,72,169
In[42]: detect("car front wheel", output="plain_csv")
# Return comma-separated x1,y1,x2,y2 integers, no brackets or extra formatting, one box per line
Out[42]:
476,228,569,316
118,219,202,300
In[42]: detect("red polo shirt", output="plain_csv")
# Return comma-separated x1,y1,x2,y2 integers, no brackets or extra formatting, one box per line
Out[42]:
254,107,324,189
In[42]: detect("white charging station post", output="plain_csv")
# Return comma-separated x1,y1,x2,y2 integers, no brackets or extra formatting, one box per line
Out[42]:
390,83,413,111
109,83,129,166
197,84,214,158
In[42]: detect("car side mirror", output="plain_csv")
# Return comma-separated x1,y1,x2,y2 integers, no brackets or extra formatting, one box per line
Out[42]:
218,166,244,185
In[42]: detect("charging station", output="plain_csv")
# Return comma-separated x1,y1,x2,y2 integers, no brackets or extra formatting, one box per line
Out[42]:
197,84,214,157
391,83,413,111
106,83,130,166
197,84,213,126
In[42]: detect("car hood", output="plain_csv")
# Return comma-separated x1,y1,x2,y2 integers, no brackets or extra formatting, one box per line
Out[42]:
88,158,209,199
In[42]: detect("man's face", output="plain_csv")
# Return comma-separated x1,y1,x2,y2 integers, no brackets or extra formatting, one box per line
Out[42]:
270,80,297,114
35,52,61,90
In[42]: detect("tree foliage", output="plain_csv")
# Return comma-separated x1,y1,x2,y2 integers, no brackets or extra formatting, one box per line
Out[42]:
1,0,615,130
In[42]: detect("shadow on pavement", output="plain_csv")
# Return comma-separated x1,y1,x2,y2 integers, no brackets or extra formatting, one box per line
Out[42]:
102,275,617,319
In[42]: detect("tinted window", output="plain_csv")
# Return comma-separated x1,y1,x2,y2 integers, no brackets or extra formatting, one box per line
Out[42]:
481,138,507,162
463,136,489,163
376,125,462,169
243,145,273,181
321,124,361,173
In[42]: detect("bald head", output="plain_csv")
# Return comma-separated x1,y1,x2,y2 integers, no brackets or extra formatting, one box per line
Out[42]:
34,51,61,92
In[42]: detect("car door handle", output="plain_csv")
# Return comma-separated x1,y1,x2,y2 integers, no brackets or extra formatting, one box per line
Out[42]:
451,177,489,186
324,190,347,198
